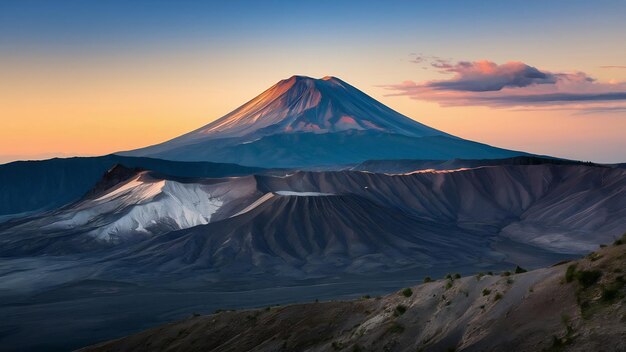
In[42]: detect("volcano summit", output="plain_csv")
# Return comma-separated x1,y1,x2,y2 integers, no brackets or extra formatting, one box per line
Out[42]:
122,76,525,167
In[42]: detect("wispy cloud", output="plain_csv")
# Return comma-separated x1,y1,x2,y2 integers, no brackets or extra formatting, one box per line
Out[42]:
599,65,626,69
386,58,626,110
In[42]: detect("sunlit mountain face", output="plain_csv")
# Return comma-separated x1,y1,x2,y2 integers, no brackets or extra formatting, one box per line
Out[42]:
120,76,525,167
185,75,447,138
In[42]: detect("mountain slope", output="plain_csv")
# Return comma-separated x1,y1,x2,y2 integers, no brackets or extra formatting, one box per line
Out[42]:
135,76,448,144
0,155,264,219
80,237,626,352
106,193,487,275
2,163,623,266
121,76,526,167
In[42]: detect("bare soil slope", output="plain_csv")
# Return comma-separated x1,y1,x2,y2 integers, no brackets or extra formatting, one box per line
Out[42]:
81,236,626,352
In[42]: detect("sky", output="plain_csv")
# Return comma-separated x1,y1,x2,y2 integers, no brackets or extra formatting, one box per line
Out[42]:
1,0,625,163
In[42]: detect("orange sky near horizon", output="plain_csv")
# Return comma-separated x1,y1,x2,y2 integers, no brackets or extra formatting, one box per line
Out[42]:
1,1,625,164
1,54,625,164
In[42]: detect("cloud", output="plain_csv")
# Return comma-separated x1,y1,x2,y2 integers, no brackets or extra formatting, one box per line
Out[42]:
600,65,626,69
424,60,557,92
385,59,626,109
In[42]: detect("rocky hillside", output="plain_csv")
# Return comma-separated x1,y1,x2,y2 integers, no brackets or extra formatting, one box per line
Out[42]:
81,235,626,352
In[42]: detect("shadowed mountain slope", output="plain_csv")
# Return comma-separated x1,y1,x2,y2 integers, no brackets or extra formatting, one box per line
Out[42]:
0,155,264,219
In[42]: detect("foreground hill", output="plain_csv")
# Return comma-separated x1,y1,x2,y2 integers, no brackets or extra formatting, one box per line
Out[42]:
81,236,626,352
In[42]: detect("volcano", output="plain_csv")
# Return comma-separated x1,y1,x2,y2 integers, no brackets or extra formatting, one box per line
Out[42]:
121,76,525,167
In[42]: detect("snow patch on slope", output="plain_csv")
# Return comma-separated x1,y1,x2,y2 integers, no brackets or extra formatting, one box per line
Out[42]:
46,175,224,243
231,192,275,217
274,191,335,196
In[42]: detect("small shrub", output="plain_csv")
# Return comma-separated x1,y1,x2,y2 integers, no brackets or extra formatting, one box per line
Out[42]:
476,272,484,281
394,304,407,316
192,312,200,317
387,322,405,334
506,278,514,284
599,244,607,248
587,252,603,262
565,264,577,283
454,273,461,279
494,292,503,301
601,279,625,302
482,288,491,296
501,271,511,277
361,295,371,300
613,233,625,246
401,288,413,297
487,271,494,276
445,281,453,290
514,266,527,274
601,286,620,301
423,276,433,283
331,341,344,350
576,270,602,288
445,273,453,280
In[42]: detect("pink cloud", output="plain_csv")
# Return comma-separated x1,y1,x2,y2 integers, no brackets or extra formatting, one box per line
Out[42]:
385,59,626,110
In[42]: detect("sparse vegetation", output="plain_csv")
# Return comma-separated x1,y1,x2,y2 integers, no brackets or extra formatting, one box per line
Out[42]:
445,281,453,290
445,273,453,280
476,272,484,281
576,270,602,288
494,292,503,301
423,276,433,283
401,287,413,297
387,322,405,334
361,295,370,300
394,304,407,316
501,271,511,277
515,265,527,274
601,277,625,302
482,288,491,296
565,264,602,288
331,341,344,350
565,264,577,283
454,273,461,279
587,252,603,262
613,233,625,246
